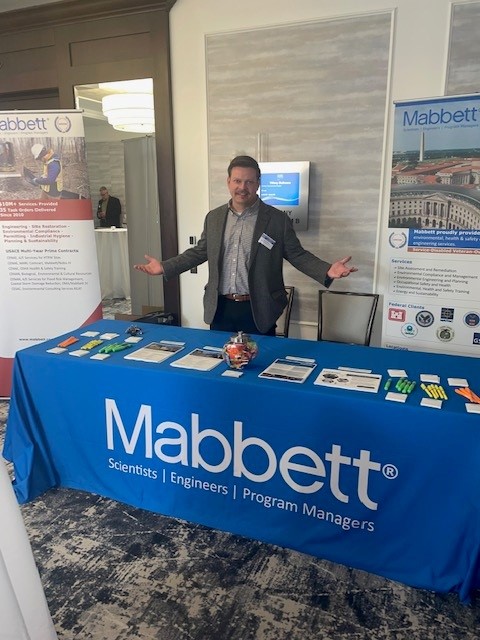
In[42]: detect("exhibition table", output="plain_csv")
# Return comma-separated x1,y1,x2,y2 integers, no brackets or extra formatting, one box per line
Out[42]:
4,320,480,602
94,228,130,299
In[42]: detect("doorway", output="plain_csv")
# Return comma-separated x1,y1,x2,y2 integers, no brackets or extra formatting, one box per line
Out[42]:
75,79,164,314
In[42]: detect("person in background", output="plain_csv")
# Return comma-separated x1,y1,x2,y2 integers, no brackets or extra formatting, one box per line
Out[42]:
30,144,62,199
134,155,357,336
97,186,122,228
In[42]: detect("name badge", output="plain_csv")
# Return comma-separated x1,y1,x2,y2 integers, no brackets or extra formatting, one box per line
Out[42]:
258,233,276,250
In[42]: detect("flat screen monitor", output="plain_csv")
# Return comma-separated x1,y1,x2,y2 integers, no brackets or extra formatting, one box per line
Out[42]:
259,161,310,231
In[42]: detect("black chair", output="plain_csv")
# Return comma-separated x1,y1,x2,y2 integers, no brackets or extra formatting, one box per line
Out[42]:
317,291,379,346
275,286,295,337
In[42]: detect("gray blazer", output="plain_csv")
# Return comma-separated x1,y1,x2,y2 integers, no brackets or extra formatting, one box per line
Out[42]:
162,200,332,333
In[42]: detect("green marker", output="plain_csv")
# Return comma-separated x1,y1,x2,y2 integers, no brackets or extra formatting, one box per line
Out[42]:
384,378,392,391
406,381,416,394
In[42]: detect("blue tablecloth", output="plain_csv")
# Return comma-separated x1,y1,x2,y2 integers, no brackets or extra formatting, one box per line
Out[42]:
4,320,480,601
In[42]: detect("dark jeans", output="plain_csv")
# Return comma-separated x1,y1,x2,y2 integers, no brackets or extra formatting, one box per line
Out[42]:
210,297,276,336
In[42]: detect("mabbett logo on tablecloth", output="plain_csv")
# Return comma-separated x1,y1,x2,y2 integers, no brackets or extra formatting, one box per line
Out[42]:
104,399,399,514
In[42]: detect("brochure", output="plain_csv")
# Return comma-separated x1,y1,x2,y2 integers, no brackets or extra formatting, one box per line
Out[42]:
258,358,317,384
124,341,184,364
314,368,381,393
171,348,224,372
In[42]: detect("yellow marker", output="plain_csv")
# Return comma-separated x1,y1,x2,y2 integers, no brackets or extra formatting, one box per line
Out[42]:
438,385,448,400
421,383,433,398
428,384,439,399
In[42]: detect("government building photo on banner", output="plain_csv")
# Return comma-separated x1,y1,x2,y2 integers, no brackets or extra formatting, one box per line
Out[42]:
383,94,480,357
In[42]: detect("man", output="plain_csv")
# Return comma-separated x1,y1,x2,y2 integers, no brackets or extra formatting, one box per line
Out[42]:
97,186,122,228
30,144,62,199
134,155,357,335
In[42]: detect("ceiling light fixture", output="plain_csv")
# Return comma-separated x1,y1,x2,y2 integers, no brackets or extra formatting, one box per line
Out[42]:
101,93,155,133
99,78,153,94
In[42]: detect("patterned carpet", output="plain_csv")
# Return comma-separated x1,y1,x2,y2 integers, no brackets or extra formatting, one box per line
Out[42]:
2,300,480,639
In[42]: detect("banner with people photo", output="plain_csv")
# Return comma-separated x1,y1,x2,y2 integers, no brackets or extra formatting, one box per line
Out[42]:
0,110,102,396
381,94,480,356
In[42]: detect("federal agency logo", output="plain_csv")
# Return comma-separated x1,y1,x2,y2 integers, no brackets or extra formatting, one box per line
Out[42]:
55,115,72,133
401,323,417,337
436,326,454,342
415,310,434,328
440,308,454,322
473,333,480,346
388,307,406,322
389,232,407,249
464,312,480,328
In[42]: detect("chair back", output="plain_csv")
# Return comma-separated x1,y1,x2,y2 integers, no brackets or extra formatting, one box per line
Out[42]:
276,286,295,337
317,291,379,346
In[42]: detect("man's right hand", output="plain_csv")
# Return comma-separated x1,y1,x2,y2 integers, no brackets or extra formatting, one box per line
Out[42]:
134,254,164,275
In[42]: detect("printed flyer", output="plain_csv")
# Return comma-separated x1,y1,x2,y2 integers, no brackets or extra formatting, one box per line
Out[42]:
0,110,102,395
382,94,480,356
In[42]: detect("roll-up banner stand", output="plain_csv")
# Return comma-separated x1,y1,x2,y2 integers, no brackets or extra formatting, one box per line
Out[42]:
0,110,102,396
383,94,480,356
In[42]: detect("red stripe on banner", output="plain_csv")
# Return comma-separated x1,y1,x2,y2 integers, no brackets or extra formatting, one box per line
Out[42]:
0,305,102,399
0,357,13,398
0,199,93,221
83,303,104,326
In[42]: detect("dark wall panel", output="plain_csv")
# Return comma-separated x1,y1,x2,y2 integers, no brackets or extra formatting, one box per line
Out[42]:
0,89,59,110
69,33,152,67
0,46,57,94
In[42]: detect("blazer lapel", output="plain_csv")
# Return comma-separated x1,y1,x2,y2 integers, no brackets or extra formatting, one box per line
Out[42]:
211,205,229,265
249,202,271,266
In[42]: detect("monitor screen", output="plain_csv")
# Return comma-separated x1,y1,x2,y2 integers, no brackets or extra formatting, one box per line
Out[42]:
258,161,310,231
260,172,300,206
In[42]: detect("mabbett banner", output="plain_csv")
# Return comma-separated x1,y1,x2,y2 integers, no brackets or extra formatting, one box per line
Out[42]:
382,94,480,356
0,110,102,396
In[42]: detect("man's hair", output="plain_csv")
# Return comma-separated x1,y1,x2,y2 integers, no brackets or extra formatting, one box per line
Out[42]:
100,186,107,191
228,156,261,180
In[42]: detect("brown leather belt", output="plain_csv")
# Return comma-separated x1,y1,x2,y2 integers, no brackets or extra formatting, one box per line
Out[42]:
222,293,250,302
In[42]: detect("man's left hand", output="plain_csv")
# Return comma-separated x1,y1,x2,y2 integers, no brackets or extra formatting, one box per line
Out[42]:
327,256,358,279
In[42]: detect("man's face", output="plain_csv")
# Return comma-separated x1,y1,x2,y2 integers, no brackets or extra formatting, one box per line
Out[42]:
227,167,259,212
100,188,108,201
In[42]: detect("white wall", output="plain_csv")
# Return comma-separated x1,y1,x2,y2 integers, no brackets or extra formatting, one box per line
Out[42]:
169,0,469,335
